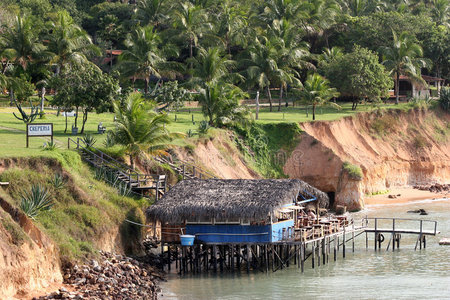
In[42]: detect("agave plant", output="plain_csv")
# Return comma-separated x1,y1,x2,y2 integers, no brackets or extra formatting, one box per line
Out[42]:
439,87,450,112
82,134,97,148
115,181,132,197
49,173,66,190
42,141,58,151
198,120,210,135
20,184,54,219
103,131,115,148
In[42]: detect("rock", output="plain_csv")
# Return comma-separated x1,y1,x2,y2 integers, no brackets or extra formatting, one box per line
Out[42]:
335,205,346,215
388,194,397,199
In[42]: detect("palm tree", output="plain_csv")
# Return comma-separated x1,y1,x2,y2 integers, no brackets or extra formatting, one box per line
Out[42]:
431,0,449,27
170,2,212,67
110,92,181,169
215,0,248,54
135,0,170,27
0,14,48,71
118,25,167,95
197,82,248,126
381,31,431,104
189,47,238,86
297,73,339,121
46,11,98,75
241,36,283,112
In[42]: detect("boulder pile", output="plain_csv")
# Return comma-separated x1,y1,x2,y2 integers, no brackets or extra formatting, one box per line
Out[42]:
34,251,164,300
414,184,450,193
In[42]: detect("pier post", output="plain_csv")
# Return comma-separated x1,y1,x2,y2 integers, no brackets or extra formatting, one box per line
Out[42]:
352,222,355,252
343,226,346,258
219,246,224,272
246,245,250,273
300,243,305,272
168,245,171,271
322,238,326,265
419,220,423,250
334,236,337,261
213,245,217,272
237,245,241,269
271,245,275,271
231,245,235,271
312,241,315,268
265,244,269,272
374,218,378,251
318,240,321,267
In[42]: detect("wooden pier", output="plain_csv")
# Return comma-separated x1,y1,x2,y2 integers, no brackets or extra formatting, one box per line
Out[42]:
160,217,439,275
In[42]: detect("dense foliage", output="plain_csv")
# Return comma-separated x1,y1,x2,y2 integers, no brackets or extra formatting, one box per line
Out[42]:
0,0,449,127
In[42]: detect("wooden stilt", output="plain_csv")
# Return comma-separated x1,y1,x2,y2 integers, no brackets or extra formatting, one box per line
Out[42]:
213,245,217,272
312,241,315,268
334,236,337,261
343,227,346,258
168,245,171,271
231,245,235,271
246,244,250,273
300,243,305,273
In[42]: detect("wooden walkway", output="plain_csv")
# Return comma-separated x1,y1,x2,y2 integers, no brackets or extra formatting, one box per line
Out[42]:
161,217,440,275
68,138,166,200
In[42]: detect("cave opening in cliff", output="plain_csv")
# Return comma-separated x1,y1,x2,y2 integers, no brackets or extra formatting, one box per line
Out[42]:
327,192,335,208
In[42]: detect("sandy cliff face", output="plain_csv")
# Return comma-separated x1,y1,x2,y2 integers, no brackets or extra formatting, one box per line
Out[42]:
0,196,62,299
284,108,450,210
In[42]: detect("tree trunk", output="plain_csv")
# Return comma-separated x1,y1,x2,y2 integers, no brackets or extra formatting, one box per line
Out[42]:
144,78,149,96
74,106,79,128
189,37,194,69
40,87,46,113
395,72,400,105
64,112,68,133
80,109,88,134
9,88,14,106
312,104,316,121
130,154,135,170
278,84,283,112
255,90,260,120
266,86,273,112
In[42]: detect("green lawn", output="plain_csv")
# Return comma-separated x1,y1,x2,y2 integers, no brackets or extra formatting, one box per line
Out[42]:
0,101,411,157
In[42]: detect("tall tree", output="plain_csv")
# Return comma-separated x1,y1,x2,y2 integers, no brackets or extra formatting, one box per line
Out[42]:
241,36,283,112
118,25,168,95
296,73,339,120
46,11,98,74
135,0,170,27
170,2,212,67
381,31,431,104
110,92,180,169
0,14,47,72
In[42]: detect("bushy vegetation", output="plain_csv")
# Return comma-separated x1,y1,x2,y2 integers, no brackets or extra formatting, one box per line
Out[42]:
439,87,450,111
342,162,363,181
233,122,302,177
19,184,54,219
0,154,148,262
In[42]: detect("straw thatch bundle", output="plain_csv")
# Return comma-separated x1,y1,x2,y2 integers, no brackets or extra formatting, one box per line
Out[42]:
147,179,328,223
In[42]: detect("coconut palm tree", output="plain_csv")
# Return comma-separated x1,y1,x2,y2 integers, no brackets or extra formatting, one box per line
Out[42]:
381,31,431,104
241,35,284,112
0,14,48,71
189,47,239,87
46,11,98,75
215,0,248,54
297,73,339,121
197,81,248,126
135,0,171,27
110,92,181,169
170,2,213,67
118,25,168,95
431,0,450,27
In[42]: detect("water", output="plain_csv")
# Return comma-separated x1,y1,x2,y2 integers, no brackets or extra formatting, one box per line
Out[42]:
160,198,450,299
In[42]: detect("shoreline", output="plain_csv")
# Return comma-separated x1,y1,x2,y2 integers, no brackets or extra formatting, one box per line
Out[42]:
364,186,449,206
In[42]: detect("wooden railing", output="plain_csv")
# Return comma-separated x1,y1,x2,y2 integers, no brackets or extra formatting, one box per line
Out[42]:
154,155,217,179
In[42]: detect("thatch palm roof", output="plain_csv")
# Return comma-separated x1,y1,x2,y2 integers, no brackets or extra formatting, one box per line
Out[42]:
146,179,328,223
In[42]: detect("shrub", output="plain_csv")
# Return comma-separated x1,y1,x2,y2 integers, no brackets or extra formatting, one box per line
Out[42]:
42,141,58,151
49,173,66,190
82,134,97,148
342,162,363,180
413,135,428,149
439,87,450,111
198,120,210,135
20,184,54,219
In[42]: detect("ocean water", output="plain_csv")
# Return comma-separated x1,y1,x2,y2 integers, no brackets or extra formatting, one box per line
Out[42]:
160,198,450,300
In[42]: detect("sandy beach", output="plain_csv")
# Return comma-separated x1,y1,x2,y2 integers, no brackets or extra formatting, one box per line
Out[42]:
365,187,449,205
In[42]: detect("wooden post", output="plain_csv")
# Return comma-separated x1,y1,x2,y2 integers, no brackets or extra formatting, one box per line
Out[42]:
392,219,396,251
219,246,224,272
168,245,171,271
231,244,235,271
237,245,241,269
374,218,378,251
213,245,218,272
312,241,315,268
300,243,305,272
318,240,321,267
352,222,355,252
246,244,250,273
419,220,423,250
334,236,337,261
343,226,346,258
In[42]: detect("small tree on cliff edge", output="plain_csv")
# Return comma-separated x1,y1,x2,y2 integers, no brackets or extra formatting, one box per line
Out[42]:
110,92,182,169
296,73,339,121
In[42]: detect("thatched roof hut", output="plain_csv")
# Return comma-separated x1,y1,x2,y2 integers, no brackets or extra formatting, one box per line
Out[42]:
146,179,329,224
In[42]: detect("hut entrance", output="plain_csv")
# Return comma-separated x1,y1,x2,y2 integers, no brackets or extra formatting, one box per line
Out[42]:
326,192,335,208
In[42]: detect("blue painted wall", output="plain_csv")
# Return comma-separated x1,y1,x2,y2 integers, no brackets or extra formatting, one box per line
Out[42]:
186,220,294,243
